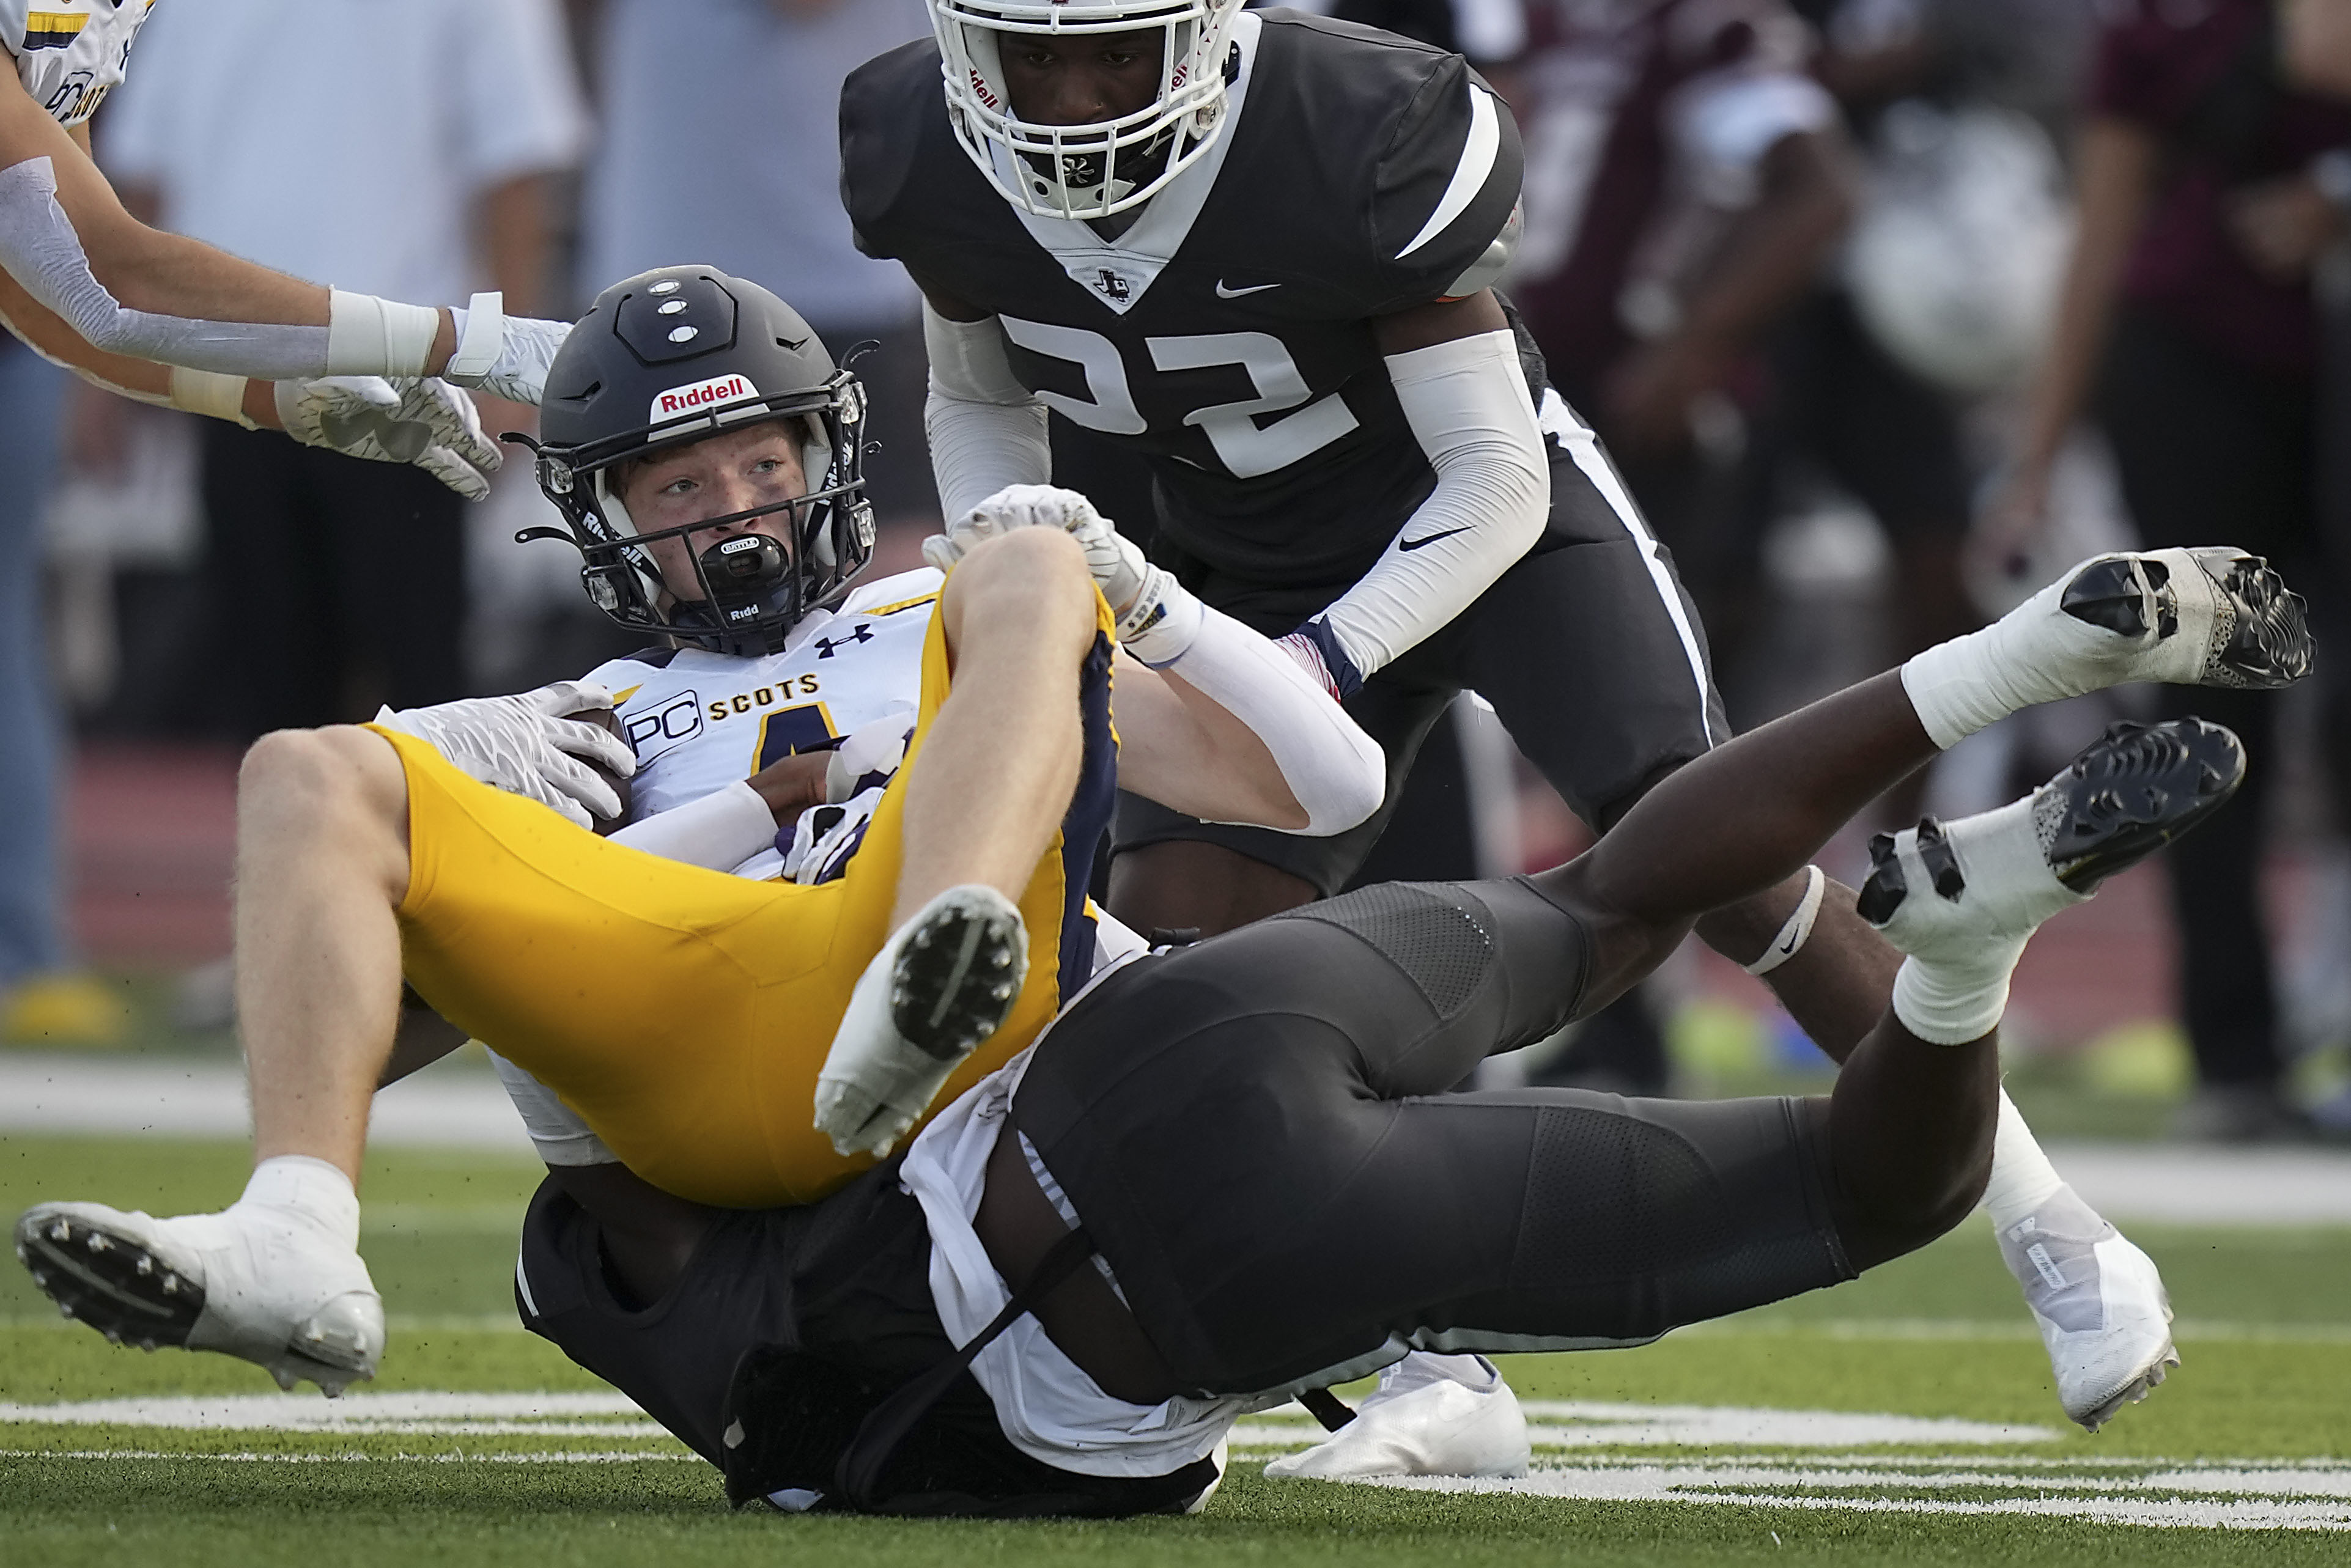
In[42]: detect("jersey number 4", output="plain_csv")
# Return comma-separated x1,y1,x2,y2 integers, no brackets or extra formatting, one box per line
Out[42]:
1000,318,1360,480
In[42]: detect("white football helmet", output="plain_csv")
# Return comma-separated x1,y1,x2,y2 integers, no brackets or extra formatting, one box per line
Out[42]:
929,0,1247,220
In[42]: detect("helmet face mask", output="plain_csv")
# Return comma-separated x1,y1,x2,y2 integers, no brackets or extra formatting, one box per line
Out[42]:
930,0,1246,220
530,268,878,658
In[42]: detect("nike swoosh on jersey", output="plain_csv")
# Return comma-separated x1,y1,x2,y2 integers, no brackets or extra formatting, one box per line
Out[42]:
1214,279,1281,298
1399,525,1474,551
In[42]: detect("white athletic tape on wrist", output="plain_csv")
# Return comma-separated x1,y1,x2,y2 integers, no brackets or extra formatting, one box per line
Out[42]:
1742,864,1826,976
1118,566,1205,664
445,292,504,380
167,367,255,428
325,289,441,377
0,156,330,378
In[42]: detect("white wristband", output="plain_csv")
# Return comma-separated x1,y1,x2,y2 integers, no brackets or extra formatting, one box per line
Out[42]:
1743,864,1826,976
326,289,442,377
446,291,504,380
167,366,256,428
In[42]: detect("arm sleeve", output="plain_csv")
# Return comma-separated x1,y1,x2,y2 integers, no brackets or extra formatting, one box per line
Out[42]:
1308,328,1548,683
1140,603,1387,836
607,779,780,872
922,300,1051,523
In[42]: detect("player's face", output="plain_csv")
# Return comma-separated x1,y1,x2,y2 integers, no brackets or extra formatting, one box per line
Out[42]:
997,28,1164,125
619,422,809,603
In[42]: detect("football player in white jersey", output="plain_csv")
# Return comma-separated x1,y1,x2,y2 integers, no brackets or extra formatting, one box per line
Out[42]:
0,0,569,493
16,267,1386,1396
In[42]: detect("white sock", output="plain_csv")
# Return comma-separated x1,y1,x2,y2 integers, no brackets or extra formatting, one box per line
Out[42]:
1899,562,2139,749
1982,1090,2065,1231
1879,795,2087,1045
238,1155,360,1251
1381,1352,1499,1396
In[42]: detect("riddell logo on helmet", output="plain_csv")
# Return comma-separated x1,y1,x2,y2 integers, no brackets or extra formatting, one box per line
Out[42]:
967,68,999,111
651,374,755,422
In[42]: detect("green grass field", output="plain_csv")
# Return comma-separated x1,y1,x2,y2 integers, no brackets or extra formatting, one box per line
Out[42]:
3,1133,2348,1565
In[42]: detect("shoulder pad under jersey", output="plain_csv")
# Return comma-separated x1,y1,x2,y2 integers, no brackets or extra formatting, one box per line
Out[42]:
1253,12,1524,312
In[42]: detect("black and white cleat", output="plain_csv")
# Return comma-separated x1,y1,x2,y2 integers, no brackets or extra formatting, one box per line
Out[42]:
13,1200,382,1396
2059,548,2312,691
813,885,1031,1158
2039,716,2245,893
1861,718,2245,946
889,886,1028,1064
13,1205,205,1353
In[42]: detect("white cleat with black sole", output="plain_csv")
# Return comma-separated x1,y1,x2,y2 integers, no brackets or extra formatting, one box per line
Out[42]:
14,1199,382,1396
814,884,1028,1158
1264,1355,1530,1482
1996,1185,2179,1432
2045,547,2311,691
1860,716,2250,949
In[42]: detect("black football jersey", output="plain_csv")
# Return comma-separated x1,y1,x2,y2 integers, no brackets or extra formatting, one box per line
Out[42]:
843,7,1523,592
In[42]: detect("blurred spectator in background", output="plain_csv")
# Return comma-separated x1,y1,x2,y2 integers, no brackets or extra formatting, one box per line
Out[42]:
0,318,106,1042
97,0,588,739
1984,0,2351,1141
1503,0,1855,663
577,0,935,527
1476,0,1854,1092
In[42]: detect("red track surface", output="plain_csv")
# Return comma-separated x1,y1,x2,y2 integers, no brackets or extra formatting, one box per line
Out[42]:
62,743,2193,1040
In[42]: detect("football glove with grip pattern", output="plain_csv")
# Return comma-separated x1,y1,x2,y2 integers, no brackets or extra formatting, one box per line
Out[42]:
273,377,501,500
373,680,637,831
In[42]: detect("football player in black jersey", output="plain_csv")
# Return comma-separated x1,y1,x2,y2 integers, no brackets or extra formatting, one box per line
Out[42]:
839,2,2204,1463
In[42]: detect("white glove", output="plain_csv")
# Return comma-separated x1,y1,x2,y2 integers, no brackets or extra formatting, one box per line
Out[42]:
443,295,571,406
780,782,888,886
924,481,1150,611
374,679,637,830
273,377,500,500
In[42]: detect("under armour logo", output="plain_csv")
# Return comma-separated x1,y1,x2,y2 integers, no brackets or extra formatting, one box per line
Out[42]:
814,624,874,658
1094,270,1131,301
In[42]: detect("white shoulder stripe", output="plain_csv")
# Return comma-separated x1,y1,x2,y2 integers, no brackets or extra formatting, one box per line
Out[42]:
1397,86,1501,261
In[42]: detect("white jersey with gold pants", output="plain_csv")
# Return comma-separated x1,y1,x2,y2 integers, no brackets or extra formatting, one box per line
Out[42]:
390,569,1126,1209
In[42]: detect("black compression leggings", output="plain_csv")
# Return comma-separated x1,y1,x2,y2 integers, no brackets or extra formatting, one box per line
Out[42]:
1012,879,1853,1398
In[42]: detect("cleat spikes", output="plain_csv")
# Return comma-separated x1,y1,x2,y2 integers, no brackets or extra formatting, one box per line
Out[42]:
160,1273,179,1296
57,1300,73,1319
103,1328,121,1345
29,1268,45,1287
273,1367,298,1392
135,1254,153,1276
48,1220,68,1243
85,1232,108,1254
138,1339,157,1353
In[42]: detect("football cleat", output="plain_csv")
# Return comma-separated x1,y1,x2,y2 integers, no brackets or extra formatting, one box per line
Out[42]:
15,1200,382,1397
1996,1186,2179,1432
813,885,1028,1158
1263,1355,1530,1482
2055,548,2311,691
1861,718,2245,948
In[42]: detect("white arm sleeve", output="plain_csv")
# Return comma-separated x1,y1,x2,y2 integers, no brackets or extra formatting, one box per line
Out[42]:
0,157,441,379
607,779,778,872
922,301,1050,523
1137,599,1387,837
1313,329,1548,682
